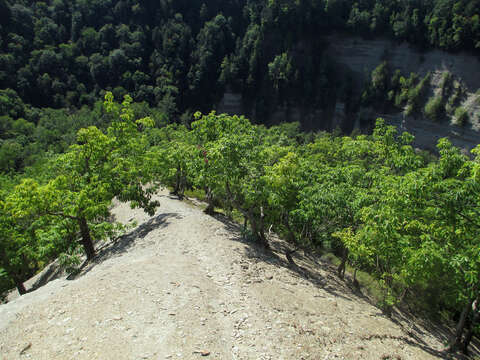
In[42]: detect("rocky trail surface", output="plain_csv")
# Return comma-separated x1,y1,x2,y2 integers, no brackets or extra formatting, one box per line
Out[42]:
0,190,467,359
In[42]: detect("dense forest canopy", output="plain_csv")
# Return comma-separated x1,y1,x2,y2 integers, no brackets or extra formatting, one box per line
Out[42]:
1,0,480,173
1,0,480,112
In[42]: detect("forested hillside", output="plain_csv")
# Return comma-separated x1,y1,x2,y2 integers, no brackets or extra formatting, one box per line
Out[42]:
2,0,480,173
1,0,480,113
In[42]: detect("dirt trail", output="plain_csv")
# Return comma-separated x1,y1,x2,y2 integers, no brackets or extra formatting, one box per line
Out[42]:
0,190,454,359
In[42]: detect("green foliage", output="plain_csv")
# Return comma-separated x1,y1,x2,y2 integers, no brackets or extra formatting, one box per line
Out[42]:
2,93,159,294
453,106,469,126
362,61,390,106
268,53,293,91
2,94,480,353
148,123,196,198
144,112,480,337
424,96,444,122
440,72,453,96
1,0,477,133
406,73,431,115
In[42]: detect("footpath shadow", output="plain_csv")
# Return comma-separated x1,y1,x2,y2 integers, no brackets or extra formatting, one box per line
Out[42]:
389,307,480,359
210,212,473,360
213,212,354,301
68,212,180,280
27,260,66,293
98,212,180,256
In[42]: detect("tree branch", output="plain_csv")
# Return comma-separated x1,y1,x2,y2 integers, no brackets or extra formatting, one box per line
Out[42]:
45,211,78,221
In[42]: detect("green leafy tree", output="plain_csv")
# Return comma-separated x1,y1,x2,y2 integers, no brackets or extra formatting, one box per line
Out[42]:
0,194,37,295
190,111,278,247
148,123,196,198
11,93,159,261
268,52,293,104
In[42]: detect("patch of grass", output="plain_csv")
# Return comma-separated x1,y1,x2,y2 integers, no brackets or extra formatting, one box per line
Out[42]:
184,188,207,202
355,269,384,301
229,208,245,225
210,205,245,225
320,252,341,266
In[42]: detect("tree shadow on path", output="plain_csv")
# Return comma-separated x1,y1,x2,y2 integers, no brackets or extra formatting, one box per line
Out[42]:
210,211,475,360
68,212,181,280
28,260,66,293
212,212,357,302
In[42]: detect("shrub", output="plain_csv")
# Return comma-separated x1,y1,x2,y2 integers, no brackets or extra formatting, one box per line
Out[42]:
440,72,452,96
424,96,444,122
453,106,468,126
407,72,431,114
404,103,413,116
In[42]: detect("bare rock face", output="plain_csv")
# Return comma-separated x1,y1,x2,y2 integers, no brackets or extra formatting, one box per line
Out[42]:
217,34,480,150
217,90,243,115
327,33,480,91
382,113,479,154
327,33,480,152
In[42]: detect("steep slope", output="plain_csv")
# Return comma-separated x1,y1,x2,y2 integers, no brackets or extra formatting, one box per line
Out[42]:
327,33,480,151
0,190,462,359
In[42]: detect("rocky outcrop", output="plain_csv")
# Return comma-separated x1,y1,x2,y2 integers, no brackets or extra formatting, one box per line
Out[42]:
217,90,243,115
218,34,480,151
327,33,480,91
327,33,480,152
382,113,479,154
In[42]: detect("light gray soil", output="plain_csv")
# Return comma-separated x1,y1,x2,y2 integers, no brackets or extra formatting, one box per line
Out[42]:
0,190,462,359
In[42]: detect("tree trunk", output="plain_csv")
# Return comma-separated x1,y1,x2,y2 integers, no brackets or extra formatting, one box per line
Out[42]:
353,268,360,289
337,247,348,279
173,167,186,199
204,187,214,215
284,213,297,246
247,209,269,249
257,206,269,249
171,167,183,199
462,296,480,354
462,319,476,355
78,216,96,260
448,298,474,352
286,248,297,265
224,181,233,218
247,211,257,236
284,215,298,265
14,277,27,295
0,253,27,295
178,172,186,199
